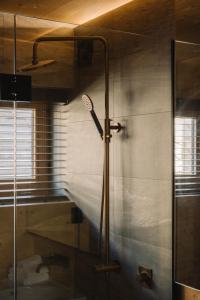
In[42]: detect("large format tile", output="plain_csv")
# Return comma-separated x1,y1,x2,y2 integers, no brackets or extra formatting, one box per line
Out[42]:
113,78,171,117
113,112,172,180
112,37,171,82
111,177,172,249
65,173,114,228
65,79,114,123
112,37,172,117
110,235,172,300
65,120,105,176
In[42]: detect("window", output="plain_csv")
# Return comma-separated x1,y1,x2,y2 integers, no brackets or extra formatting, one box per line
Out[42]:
0,108,35,180
175,117,197,176
0,102,66,203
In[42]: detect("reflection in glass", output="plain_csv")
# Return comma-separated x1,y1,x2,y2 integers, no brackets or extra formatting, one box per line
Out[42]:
0,12,15,297
175,117,196,176
175,40,200,290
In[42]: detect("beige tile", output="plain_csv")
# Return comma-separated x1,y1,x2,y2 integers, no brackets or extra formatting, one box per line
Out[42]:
65,79,114,122
113,78,171,117
112,39,172,115
113,112,172,180
110,234,172,300
64,120,114,176
65,173,112,227
111,177,172,249
112,37,171,81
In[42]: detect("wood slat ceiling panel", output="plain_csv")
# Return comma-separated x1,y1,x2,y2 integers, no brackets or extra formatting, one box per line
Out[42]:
0,0,133,25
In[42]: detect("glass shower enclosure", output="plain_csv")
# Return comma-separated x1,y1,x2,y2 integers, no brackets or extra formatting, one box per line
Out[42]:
0,12,90,300
174,40,200,291
0,11,156,300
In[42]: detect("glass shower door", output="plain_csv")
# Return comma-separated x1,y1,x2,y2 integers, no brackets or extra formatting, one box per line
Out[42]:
174,40,200,290
0,12,15,299
15,15,86,300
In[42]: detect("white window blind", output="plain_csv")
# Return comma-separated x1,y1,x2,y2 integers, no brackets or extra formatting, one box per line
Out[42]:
0,102,67,203
0,108,34,180
175,117,198,196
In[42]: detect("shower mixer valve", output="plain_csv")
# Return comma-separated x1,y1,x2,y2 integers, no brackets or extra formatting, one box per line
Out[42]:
109,120,122,133
104,119,122,142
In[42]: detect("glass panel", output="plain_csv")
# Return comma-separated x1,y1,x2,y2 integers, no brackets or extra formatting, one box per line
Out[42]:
15,15,147,300
12,12,172,300
15,15,77,300
68,22,171,299
0,12,15,299
174,40,200,289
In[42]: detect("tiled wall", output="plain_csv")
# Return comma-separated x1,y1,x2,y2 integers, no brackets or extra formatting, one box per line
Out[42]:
110,35,172,300
64,1,173,299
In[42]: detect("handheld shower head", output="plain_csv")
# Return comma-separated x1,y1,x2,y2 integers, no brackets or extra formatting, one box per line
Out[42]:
81,94,103,139
17,59,56,72
81,94,94,112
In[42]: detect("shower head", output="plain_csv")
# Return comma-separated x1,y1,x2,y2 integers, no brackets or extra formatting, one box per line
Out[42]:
81,94,103,139
17,59,56,72
81,94,94,112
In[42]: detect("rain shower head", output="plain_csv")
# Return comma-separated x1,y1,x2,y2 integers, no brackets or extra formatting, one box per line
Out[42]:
81,94,103,139
81,94,94,111
17,59,56,72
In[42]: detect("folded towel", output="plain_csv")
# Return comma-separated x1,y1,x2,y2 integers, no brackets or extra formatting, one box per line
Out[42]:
8,255,49,286
23,270,49,286
18,255,42,273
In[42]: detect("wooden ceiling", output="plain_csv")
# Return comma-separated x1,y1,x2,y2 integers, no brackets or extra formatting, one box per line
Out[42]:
0,15,76,88
0,0,199,93
0,0,199,44
0,0,133,25
85,0,200,44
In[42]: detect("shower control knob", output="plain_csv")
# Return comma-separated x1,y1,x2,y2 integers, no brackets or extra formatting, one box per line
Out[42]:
110,122,122,133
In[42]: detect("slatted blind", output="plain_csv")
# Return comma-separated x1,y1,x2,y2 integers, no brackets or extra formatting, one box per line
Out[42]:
175,117,198,197
0,108,34,179
0,101,67,204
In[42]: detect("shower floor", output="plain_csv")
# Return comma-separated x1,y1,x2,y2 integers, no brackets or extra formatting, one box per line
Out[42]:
0,283,74,300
